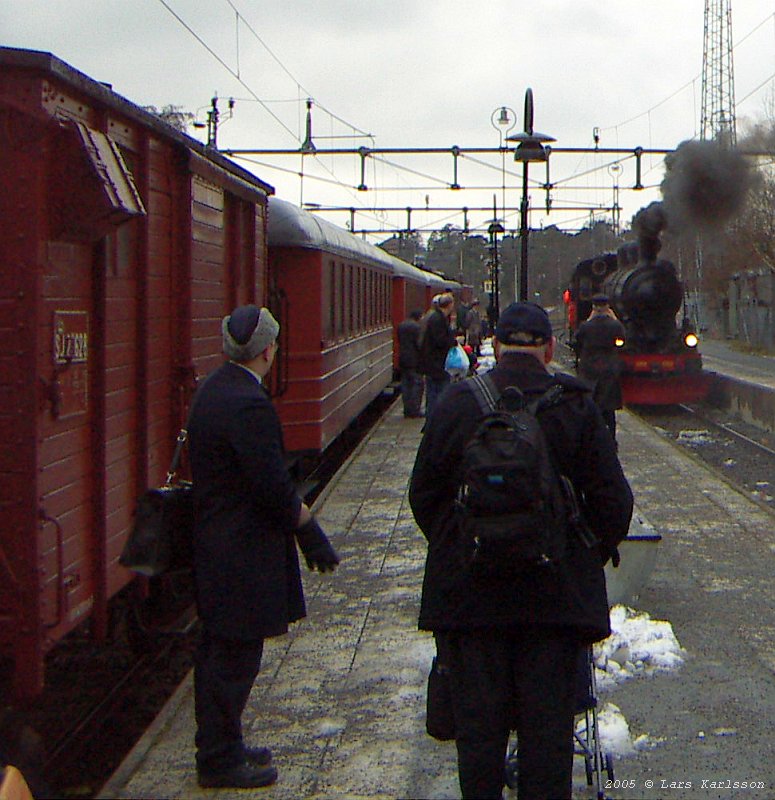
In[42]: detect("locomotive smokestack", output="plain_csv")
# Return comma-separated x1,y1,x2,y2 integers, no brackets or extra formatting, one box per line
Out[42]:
632,201,667,263
660,139,752,231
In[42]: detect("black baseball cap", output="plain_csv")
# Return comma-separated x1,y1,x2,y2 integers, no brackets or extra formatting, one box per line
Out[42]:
495,302,553,345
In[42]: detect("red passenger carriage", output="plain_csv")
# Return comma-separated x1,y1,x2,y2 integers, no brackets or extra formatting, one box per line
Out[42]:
266,198,454,452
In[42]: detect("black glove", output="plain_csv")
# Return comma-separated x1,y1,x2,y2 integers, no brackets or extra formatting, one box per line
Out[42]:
295,518,340,573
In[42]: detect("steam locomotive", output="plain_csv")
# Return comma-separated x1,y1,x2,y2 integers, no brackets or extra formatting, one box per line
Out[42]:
565,242,710,405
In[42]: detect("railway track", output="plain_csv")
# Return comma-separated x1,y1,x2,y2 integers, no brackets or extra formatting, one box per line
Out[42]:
677,403,775,458
632,402,775,513
551,340,775,512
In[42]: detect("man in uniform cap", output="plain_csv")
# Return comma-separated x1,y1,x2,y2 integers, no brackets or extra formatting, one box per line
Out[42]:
188,305,340,789
410,301,632,799
574,294,626,440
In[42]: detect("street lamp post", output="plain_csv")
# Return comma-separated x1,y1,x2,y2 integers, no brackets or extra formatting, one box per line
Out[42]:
490,106,516,303
507,89,555,302
490,106,517,223
608,162,622,236
487,190,505,326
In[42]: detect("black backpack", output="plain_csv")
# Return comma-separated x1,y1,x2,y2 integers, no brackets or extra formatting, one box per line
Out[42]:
456,372,594,577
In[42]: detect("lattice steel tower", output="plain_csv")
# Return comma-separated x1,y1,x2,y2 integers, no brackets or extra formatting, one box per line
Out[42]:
701,0,737,146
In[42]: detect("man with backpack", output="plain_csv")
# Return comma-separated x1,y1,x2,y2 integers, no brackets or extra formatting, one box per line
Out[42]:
409,301,633,800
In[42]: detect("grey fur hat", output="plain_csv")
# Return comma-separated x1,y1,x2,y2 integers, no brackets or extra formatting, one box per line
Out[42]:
222,305,280,362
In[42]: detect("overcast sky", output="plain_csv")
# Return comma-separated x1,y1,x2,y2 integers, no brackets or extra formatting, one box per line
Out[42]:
5,1,774,239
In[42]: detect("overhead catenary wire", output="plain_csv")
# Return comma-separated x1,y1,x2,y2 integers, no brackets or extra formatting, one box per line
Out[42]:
223,0,370,137
156,0,387,205
157,0,773,236
154,0,296,140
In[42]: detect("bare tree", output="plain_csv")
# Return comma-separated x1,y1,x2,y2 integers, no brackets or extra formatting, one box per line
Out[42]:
143,104,195,133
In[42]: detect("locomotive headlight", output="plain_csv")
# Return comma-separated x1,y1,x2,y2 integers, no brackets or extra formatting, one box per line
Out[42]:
684,333,699,348
615,337,625,348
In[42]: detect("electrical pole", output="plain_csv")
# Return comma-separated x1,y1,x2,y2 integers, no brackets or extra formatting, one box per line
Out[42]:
698,0,738,333
701,0,737,147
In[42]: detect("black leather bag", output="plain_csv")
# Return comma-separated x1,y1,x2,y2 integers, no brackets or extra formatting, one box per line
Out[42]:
120,482,193,576
120,426,194,577
426,656,455,741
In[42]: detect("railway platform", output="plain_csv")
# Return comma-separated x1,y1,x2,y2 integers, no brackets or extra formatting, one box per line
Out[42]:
700,339,775,389
701,338,775,433
100,386,775,800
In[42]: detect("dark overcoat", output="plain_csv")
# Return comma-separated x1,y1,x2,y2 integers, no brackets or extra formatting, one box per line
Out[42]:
575,314,626,411
418,308,456,380
409,352,633,644
397,317,421,371
188,362,306,640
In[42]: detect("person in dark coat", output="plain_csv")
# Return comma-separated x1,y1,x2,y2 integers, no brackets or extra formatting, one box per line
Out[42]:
464,299,483,355
397,309,424,417
574,294,626,441
188,305,340,790
418,293,457,420
409,301,633,800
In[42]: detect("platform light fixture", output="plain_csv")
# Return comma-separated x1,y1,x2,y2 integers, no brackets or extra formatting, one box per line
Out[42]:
507,89,555,302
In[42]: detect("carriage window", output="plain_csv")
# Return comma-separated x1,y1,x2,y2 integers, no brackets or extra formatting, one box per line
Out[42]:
333,263,340,339
370,271,376,328
339,264,347,339
382,274,389,324
326,260,336,342
355,267,362,332
364,271,370,329
348,265,355,335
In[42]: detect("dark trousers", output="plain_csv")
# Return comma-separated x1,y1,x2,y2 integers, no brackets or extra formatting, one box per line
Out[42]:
425,373,451,420
400,369,424,416
194,627,264,773
441,628,580,800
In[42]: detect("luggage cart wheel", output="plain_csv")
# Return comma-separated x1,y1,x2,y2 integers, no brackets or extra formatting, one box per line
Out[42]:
504,756,518,790
604,753,615,781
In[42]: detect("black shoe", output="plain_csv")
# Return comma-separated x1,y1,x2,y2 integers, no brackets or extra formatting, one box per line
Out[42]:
244,745,273,766
198,761,278,789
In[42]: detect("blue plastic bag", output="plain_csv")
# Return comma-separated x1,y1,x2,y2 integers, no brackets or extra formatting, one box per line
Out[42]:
445,344,469,377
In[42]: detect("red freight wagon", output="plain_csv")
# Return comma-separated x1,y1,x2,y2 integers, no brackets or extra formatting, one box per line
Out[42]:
0,47,273,699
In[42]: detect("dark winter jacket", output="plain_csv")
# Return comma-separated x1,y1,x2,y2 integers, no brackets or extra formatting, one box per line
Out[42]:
409,352,633,644
188,362,306,640
397,317,422,371
575,314,626,411
419,308,457,380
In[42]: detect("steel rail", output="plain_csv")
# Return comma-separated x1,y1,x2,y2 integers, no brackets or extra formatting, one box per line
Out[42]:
678,404,775,458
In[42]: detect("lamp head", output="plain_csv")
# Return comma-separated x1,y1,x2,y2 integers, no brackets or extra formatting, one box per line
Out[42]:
508,131,556,163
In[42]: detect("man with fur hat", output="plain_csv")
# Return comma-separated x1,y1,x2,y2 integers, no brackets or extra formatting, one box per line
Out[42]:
410,301,632,799
188,304,340,789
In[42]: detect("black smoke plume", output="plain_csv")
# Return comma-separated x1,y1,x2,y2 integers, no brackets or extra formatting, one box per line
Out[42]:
660,139,752,231
630,140,753,261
